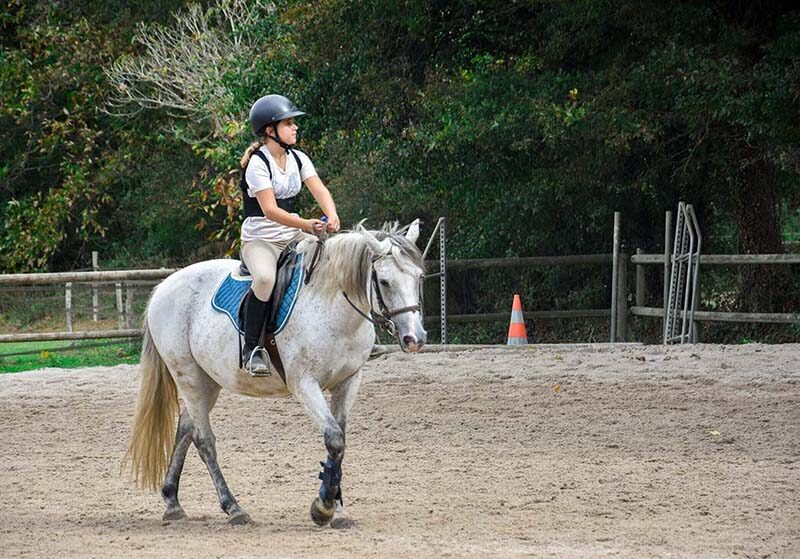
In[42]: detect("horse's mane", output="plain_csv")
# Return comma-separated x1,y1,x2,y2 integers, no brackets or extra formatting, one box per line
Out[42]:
295,222,424,307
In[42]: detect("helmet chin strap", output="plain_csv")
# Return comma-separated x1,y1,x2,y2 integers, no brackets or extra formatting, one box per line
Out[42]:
267,123,292,151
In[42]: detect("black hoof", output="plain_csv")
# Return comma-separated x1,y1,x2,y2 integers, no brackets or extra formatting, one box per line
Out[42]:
162,506,187,521
310,497,335,527
228,509,252,525
330,517,356,530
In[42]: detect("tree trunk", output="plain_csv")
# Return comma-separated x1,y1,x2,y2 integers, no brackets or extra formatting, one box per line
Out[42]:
734,157,788,311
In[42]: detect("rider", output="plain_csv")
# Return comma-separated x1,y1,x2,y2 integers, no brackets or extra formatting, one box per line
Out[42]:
239,94,340,374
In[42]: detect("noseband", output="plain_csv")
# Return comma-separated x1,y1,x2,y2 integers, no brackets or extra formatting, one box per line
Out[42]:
342,255,422,348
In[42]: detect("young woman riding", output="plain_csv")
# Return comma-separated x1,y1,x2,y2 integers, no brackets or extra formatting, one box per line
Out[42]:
239,94,340,374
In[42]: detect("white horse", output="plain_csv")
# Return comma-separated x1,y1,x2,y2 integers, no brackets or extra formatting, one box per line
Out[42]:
125,221,427,526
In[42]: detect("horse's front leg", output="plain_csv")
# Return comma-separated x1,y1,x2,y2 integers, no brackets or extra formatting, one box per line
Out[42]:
292,374,353,526
328,371,362,520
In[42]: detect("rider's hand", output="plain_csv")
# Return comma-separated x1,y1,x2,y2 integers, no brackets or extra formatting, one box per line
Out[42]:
326,214,340,233
305,218,325,235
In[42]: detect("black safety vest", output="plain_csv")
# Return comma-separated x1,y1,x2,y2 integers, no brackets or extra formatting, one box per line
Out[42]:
240,149,303,218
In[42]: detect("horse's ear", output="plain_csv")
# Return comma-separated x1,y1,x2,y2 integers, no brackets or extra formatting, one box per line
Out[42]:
405,218,420,244
364,232,393,256
375,238,393,255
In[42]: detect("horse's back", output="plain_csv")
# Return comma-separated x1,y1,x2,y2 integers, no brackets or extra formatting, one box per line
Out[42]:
147,259,239,360
150,259,238,313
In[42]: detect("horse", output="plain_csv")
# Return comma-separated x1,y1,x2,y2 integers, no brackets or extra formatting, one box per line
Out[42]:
124,220,427,526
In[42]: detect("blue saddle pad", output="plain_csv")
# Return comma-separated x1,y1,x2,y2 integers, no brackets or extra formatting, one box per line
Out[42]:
211,254,305,335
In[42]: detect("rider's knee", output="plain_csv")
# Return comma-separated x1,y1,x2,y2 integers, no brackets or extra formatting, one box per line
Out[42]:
251,276,275,301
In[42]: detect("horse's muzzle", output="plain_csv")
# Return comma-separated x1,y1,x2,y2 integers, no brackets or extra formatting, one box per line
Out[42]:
402,333,426,353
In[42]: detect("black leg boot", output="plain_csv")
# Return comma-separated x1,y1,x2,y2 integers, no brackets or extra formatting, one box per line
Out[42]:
242,291,270,375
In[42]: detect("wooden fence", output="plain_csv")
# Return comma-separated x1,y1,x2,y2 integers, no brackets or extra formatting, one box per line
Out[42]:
422,253,614,330
1,250,798,345
0,256,615,344
630,252,800,333
0,269,175,343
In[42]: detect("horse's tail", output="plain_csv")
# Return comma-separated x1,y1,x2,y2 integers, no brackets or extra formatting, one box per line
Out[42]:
123,313,180,492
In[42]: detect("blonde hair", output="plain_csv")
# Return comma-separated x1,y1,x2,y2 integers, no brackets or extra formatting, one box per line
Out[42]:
240,139,264,168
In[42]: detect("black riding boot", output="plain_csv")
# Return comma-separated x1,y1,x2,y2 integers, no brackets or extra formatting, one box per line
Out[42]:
242,291,270,375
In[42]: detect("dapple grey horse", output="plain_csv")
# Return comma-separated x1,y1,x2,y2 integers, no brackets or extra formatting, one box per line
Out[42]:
125,221,426,525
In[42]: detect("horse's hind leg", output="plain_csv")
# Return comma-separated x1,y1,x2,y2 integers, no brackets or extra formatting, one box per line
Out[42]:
161,409,194,521
181,385,251,525
168,363,251,525
191,411,251,525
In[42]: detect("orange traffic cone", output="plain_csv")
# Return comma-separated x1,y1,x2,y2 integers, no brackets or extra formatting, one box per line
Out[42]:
507,294,528,345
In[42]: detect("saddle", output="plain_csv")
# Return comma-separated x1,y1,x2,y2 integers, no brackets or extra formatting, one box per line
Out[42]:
211,242,305,382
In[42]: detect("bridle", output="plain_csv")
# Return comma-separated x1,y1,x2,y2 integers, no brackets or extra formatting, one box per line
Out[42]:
342,254,423,349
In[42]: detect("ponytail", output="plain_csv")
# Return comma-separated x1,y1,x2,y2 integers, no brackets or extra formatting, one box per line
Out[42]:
240,140,263,169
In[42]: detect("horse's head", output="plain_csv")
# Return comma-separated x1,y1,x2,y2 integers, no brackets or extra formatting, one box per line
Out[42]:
362,219,427,353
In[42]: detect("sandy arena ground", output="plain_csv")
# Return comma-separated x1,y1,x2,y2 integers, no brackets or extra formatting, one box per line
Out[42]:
0,343,798,558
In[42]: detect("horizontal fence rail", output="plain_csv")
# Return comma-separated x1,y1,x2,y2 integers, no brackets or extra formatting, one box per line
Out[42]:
2,311,615,343
0,268,177,286
423,309,611,327
425,254,612,271
630,306,800,324
0,329,141,343
4,249,796,346
423,253,615,336
0,269,176,345
1,256,614,345
631,254,800,265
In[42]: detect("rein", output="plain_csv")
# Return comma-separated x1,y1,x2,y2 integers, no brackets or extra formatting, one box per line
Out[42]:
304,228,327,285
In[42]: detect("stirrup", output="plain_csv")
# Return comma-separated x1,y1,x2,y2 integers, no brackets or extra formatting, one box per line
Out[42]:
245,347,271,377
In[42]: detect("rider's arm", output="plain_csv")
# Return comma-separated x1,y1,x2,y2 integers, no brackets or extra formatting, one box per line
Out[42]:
304,176,340,232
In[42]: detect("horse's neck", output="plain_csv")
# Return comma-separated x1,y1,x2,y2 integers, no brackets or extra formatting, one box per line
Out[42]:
295,283,372,336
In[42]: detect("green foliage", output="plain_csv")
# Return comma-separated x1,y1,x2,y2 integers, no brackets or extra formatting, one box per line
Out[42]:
0,0,211,271
2,0,799,341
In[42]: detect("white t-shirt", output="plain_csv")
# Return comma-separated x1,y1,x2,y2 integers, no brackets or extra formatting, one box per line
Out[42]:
240,147,318,244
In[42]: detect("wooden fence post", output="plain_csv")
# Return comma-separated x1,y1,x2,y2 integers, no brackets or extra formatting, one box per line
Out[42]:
692,321,703,344
65,282,73,333
92,251,99,322
116,282,124,329
610,212,621,342
125,286,134,329
635,248,646,307
617,247,628,342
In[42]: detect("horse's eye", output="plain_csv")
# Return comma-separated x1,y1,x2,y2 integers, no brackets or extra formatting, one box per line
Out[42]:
380,279,390,287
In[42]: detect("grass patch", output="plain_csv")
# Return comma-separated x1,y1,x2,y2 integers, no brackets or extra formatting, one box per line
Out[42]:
0,339,141,373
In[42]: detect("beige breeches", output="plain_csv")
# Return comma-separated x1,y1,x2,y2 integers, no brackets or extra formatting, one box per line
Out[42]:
241,239,283,301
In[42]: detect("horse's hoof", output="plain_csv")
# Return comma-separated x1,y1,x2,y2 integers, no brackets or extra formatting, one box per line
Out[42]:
310,497,335,527
162,506,187,521
330,517,356,530
228,509,252,526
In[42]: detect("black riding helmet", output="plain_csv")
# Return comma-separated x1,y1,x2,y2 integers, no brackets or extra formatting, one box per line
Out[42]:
249,94,306,138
